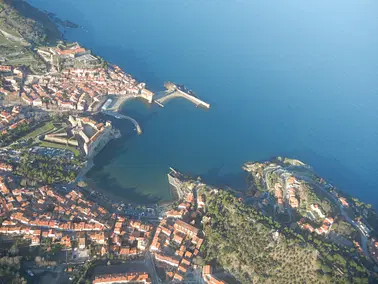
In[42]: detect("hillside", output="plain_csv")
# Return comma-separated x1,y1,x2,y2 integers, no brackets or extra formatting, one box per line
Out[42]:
201,189,369,284
0,0,61,72
0,0,61,44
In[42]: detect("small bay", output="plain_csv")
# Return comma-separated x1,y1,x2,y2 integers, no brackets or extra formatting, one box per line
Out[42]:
29,0,378,206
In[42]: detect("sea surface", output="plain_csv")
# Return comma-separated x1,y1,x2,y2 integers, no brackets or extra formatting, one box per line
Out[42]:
29,0,378,206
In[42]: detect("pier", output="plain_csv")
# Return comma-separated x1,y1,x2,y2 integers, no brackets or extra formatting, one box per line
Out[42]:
154,83,210,108
102,110,142,135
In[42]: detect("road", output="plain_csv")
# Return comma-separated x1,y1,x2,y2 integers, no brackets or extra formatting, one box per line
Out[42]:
145,252,161,284
292,172,370,257
262,166,293,221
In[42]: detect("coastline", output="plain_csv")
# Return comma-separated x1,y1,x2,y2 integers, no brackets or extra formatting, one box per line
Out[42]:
1,2,377,282
107,95,135,112
9,1,210,206
157,184,179,206
22,1,377,210
77,127,122,181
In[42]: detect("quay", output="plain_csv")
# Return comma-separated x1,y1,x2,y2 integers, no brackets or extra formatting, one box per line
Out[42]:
154,82,210,109
167,167,193,200
102,110,142,135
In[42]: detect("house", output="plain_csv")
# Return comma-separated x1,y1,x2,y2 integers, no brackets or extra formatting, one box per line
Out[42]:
137,238,148,251
154,253,180,267
197,195,205,208
60,235,72,249
287,177,297,185
0,163,12,171
203,265,212,278
178,264,187,274
315,217,334,235
161,227,172,237
173,273,184,282
310,204,325,219
339,197,349,207
92,272,151,284
114,221,123,235
31,235,41,246
184,251,193,260
119,247,138,256
178,202,189,210
21,93,32,105
150,240,160,252
173,233,184,244
202,265,227,284
166,210,183,219
174,220,199,237
32,97,43,107
88,232,106,244
289,197,299,208
79,233,86,249
302,224,314,233
0,65,13,73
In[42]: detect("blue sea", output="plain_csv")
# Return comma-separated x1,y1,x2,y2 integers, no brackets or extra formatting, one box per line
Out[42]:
29,0,378,207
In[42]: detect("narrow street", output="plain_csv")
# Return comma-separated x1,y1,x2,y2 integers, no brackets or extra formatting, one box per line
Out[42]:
145,252,161,284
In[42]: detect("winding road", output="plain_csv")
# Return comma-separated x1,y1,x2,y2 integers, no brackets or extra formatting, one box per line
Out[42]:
291,172,370,257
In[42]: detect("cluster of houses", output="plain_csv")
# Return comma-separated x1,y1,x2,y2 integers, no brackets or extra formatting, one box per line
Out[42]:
0,176,154,257
31,44,153,109
150,192,206,282
272,176,300,212
0,43,154,113
92,272,151,284
0,171,221,282
285,176,300,208
0,179,112,248
369,239,378,264
296,197,335,235
109,216,153,258
0,105,26,135
0,162,12,171
0,147,228,283
20,63,151,110
298,216,334,235
0,65,23,96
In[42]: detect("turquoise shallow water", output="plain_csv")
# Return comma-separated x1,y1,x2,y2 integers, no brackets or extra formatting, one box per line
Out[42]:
29,0,378,206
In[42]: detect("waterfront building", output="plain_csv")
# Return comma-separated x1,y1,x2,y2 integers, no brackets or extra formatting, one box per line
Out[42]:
92,272,151,284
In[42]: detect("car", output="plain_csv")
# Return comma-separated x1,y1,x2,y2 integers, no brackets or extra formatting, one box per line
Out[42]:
26,269,34,277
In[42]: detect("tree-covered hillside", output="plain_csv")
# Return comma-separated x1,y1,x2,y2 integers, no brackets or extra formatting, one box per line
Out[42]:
0,0,61,72
201,190,369,284
0,0,61,45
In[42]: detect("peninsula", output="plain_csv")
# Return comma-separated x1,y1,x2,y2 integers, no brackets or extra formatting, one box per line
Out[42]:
0,0,208,161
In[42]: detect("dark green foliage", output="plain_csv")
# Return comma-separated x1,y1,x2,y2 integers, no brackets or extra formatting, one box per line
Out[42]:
202,190,369,284
15,152,80,184
0,121,30,146
0,256,26,284
2,0,61,44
